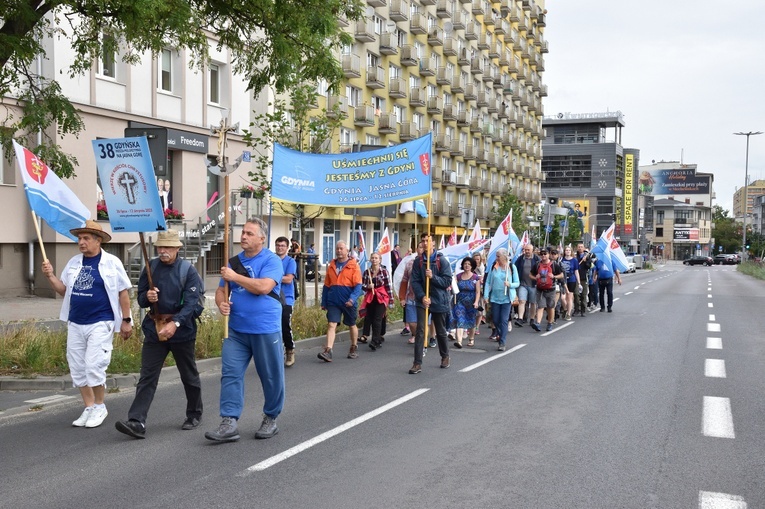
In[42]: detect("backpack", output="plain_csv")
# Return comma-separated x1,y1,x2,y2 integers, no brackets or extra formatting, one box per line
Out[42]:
536,261,554,291
150,258,206,320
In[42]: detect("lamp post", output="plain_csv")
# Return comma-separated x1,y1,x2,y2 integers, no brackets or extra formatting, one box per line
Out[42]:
734,131,763,261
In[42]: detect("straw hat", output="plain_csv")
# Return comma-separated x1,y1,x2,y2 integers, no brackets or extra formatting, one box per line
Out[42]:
70,220,112,243
155,229,183,248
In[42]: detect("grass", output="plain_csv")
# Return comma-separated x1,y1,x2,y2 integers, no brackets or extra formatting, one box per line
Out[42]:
0,301,405,377
737,260,765,280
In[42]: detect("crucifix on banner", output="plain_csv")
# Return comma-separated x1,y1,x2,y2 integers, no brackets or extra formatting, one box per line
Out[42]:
206,110,244,337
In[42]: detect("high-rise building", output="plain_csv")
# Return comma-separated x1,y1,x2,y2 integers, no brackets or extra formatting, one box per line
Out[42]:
733,179,765,221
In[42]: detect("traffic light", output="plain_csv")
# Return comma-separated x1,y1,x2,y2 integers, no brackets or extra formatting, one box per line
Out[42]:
611,213,617,222
548,197,558,205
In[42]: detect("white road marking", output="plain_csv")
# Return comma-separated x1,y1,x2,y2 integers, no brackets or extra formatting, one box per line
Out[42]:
708,303,713,308
242,388,430,473
541,321,574,337
634,286,640,290
705,359,726,378
24,395,77,405
702,396,735,438
460,344,526,372
707,323,721,332
709,314,716,321
708,294,713,298
706,337,722,349
698,490,747,508
708,287,712,291
625,291,633,295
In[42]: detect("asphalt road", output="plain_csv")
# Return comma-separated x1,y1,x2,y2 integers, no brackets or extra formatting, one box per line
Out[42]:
1,265,762,509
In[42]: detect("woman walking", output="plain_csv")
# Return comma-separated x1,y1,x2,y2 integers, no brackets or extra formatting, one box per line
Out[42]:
483,249,520,351
362,252,392,351
559,246,581,321
451,257,481,348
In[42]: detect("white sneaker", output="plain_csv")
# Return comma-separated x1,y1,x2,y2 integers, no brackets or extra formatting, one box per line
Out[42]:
85,406,108,428
72,407,93,427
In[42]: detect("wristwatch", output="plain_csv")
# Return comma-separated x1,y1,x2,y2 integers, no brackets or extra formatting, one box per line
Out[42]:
122,317,132,324
173,321,181,328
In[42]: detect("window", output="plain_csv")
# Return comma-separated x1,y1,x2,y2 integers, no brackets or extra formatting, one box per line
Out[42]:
366,134,380,145
209,63,220,104
99,32,117,78
345,85,361,107
0,147,14,184
393,104,405,124
159,49,173,92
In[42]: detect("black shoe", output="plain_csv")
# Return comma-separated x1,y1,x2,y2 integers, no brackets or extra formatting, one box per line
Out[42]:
530,321,541,332
254,415,279,439
453,341,463,349
317,348,333,362
428,338,437,348
204,417,240,442
182,417,201,430
369,341,381,351
514,319,524,327
600,307,605,312
115,419,146,439
580,312,586,317
607,308,612,313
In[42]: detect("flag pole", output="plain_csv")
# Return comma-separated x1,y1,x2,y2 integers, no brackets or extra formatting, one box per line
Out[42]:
424,194,432,342
138,232,162,331
223,172,230,337
30,211,48,262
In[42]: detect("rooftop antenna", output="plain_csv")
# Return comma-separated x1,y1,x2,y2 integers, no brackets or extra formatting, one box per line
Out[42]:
680,148,684,165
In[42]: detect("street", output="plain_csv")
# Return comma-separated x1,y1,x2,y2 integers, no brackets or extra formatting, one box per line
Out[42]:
0,264,763,509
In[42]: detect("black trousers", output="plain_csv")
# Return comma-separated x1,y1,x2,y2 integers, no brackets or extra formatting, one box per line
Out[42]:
365,300,387,347
598,278,614,310
128,340,202,424
414,307,449,365
281,304,295,351
362,307,387,337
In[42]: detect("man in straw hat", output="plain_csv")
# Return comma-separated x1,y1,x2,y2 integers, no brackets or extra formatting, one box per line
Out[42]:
41,220,133,428
115,229,204,439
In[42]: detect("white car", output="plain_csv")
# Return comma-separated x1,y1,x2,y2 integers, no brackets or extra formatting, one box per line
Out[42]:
625,261,636,273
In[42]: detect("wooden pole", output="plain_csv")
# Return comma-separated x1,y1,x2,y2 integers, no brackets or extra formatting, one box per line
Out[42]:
30,211,48,262
223,172,230,337
139,232,163,338
424,195,432,342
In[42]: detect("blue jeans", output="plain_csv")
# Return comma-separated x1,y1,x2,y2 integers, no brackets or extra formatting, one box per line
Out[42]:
491,302,512,346
219,329,285,420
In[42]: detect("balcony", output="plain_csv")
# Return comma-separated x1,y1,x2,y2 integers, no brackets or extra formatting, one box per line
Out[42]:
481,179,491,193
540,84,548,97
457,46,470,66
365,65,385,89
399,122,418,141
469,118,483,133
487,153,497,169
379,33,398,55
469,176,481,189
471,0,484,16
477,31,491,50
482,66,494,83
435,134,450,152
450,138,464,155
417,56,435,77
427,26,444,47
368,0,386,5
326,95,349,119
409,87,426,107
442,171,457,185
536,55,545,71
338,12,349,28
354,20,376,43
541,40,549,53
465,20,479,40
341,53,361,79
451,73,464,93
420,0,436,5
487,98,498,115
353,105,376,127
389,0,409,21
499,0,510,16
400,45,419,67
464,83,477,100
452,9,466,29
476,148,488,164
455,174,469,187
432,166,442,182
489,41,501,59
495,19,509,35
436,67,453,86
499,49,510,67
427,96,443,114
443,38,459,56
518,14,529,33
507,55,520,74
378,113,397,135
470,57,484,75
436,0,454,18
388,77,407,99
508,4,520,22
443,103,458,121
477,92,489,108
410,12,427,34
456,110,469,127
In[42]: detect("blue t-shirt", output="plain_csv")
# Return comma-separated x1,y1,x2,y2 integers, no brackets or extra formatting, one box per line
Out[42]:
280,255,297,306
221,249,284,334
595,259,614,279
68,253,114,325
560,256,580,283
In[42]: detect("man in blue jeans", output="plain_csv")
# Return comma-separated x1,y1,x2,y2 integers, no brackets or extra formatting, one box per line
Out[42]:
595,257,622,312
205,217,285,442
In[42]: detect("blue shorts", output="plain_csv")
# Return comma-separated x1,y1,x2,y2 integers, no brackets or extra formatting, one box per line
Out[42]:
405,302,418,323
518,284,536,303
326,305,358,327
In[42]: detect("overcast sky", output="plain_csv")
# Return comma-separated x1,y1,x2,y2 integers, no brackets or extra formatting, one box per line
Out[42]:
542,0,765,214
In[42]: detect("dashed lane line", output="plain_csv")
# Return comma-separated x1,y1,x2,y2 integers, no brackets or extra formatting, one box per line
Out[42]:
709,314,716,322
705,359,727,378
707,323,721,332
702,396,735,439
706,337,722,349
459,344,526,373
699,491,748,508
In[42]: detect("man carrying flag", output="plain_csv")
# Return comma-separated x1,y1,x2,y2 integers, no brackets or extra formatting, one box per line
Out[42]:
591,223,623,313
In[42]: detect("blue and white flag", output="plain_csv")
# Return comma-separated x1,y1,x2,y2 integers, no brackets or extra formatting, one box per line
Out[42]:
399,199,429,217
591,223,629,274
486,210,520,270
14,140,89,242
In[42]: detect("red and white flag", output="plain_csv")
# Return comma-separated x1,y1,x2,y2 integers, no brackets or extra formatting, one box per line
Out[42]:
375,227,392,270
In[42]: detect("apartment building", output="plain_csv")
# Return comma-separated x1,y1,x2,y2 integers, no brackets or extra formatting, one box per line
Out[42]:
733,178,765,222
291,0,548,261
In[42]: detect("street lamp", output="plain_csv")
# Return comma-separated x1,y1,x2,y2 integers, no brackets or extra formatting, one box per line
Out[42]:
734,131,763,260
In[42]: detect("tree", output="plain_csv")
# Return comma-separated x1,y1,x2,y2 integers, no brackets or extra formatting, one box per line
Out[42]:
241,83,347,251
711,205,742,253
0,0,363,177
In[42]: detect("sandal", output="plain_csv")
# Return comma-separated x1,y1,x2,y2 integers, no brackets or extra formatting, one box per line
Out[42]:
467,339,474,347
358,335,368,344
453,341,463,349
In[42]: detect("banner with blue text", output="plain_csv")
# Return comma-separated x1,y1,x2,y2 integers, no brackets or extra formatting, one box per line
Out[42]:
271,133,432,207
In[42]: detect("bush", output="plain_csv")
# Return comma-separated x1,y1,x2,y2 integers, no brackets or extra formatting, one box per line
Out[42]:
738,261,765,280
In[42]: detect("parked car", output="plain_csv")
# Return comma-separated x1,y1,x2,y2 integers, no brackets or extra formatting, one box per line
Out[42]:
625,260,636,273
714,254,741,265
684,255,713,266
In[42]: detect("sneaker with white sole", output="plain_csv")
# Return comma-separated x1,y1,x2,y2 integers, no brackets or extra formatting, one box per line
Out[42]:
85,406,108,428
72,407,94,427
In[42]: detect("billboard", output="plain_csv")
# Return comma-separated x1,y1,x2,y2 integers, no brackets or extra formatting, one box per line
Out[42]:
624,154,634,234
638,168,711,195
